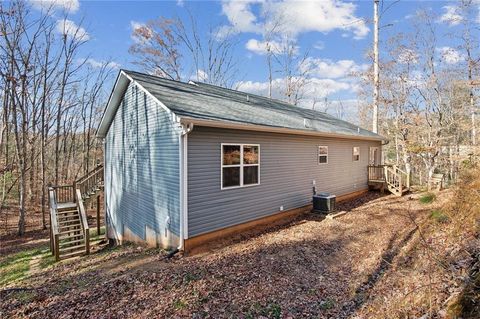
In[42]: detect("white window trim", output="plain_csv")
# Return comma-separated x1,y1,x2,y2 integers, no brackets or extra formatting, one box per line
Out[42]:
353,146,360,162
318,145,328,165
221,143,260,190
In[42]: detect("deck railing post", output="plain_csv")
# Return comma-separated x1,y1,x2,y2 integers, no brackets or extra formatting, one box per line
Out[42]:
85,229,90,255
72,182,76,203
96,195,101,235
54,234,60,261
399,174,403,194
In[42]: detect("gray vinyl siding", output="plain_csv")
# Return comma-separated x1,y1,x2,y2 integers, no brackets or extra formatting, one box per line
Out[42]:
187,126,381,237
104,82,181,241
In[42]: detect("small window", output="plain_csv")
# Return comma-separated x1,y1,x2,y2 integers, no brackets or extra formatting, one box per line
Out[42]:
318,146,328,164
221,144,260,189
353,147,360,161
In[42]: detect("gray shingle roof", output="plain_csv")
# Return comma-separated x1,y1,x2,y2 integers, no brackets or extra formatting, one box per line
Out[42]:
108,70,383,140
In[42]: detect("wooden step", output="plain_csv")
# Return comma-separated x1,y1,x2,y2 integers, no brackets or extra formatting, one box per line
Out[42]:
59,224,82,232
57,218,80,224
57,214,80,220
59,231,83,239
59,236,84,244
59,250,84,260
59,238,84,247
58,219,81,225
57,211,77,216
57,203,77,211
59,244,85,253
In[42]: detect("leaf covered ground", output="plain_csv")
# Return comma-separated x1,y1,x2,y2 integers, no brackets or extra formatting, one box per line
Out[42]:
1,187,478,318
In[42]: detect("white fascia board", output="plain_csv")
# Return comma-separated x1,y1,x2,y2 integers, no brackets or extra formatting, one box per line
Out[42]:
96,71,130,138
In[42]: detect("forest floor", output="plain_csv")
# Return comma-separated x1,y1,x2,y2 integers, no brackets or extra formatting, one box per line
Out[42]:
1,186,479,319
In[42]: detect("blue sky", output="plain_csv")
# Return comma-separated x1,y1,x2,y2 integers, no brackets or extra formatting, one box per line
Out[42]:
30,0,470,118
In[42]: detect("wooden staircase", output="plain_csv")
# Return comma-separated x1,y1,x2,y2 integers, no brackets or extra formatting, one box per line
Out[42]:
368,164,410,196
56,203,87,260
49,164,103,261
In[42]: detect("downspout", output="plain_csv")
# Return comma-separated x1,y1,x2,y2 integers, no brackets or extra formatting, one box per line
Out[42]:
171,122,193,257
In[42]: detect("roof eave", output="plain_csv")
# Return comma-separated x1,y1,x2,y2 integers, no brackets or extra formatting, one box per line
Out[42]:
179,117,385,142
96,70,131,138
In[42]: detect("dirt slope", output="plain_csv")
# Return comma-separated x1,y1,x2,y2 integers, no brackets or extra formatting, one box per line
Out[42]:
1,189,477,318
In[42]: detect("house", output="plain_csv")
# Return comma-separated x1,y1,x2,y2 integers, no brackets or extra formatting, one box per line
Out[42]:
96,70,385,251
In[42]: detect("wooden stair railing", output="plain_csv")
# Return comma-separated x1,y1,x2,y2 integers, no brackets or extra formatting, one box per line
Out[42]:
48,164,103,261
76,189,90,256
384,165,410,196
49,188,60,261
368,164,410,197
75,164,104,199
49,187,89,261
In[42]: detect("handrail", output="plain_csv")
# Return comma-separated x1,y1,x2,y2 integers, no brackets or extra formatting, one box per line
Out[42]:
48,188,60,261
76,164,104,198
76,189,90,255
50,184,75,203
76,164,103,184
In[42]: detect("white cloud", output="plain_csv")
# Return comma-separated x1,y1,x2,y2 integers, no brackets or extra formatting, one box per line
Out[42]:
437,46,464,64
245,38,298,55
236,77,359,119
438,5,463,26
130,21,145,31
176,0,184,7
221,0,262,34
30,0,79,13
302,57,368,79
313,41,325,50
190,69,209,82
56,19,89,41
237,77,351,102
80,58,120,70
220,0,368,40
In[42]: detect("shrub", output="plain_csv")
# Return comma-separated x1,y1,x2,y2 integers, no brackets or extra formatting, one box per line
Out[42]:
419,192,436,204
430,210,449,223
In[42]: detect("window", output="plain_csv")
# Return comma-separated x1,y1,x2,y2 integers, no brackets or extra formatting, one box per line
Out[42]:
318,146,328,164
222,144,260,189
353,146,360,161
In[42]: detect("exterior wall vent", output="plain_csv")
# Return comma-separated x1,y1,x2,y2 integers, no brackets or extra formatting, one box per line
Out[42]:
304,118,312,128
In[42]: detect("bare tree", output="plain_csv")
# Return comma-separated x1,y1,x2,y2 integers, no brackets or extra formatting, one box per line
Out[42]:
129,18,182,81
129,14,240,88
0,1,113,235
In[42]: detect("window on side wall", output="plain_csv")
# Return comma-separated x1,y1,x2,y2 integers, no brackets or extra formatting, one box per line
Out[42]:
221,144,260,189
353,146,360,161
318,146,328,164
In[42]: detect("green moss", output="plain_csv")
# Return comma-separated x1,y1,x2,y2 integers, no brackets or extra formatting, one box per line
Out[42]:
173,299,187,310
419,192,436,204
319,298,335,310
0,247,53,287
0,249,41,286
430,210,449,223
244,302,282,319
89,226,106,239
11,290,36,304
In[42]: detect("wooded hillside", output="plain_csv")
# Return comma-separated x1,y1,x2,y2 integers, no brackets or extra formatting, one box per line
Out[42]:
0,1,113,235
